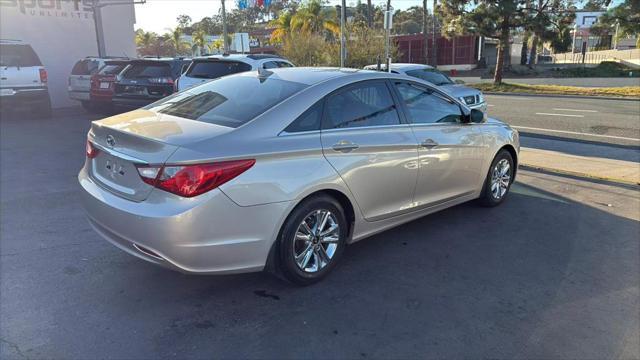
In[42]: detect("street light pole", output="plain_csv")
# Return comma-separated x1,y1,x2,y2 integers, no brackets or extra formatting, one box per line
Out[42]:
384,2,393,72
340,0,346,67
572,23,578,53
221,0,229,53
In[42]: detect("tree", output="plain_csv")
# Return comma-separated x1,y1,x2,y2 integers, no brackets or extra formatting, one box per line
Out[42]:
525,0,575,67
192,29,207,56
269,11,293,44
439,0,529,84
166,27,187,56
176,14,192,30
591,0,640,48
280,32,331,66
290,0,339,37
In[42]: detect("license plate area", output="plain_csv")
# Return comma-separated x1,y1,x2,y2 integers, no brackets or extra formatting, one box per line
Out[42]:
91,152,149,200
99,82,110,89
123,85,147,95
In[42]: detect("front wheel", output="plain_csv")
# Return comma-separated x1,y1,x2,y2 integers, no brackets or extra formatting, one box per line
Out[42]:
479,149,515,207
278,195,348,286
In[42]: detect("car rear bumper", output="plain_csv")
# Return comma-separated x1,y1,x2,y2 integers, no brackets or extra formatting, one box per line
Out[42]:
0,87,49,108
69,90,90,101
112,96,159,108
78,164,291,274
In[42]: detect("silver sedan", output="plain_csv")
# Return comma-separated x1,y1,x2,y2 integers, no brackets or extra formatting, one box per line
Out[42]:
79,67,519,285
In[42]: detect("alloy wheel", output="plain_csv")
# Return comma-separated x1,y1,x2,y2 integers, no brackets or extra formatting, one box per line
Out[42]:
293,209,340,273
490,158,511,199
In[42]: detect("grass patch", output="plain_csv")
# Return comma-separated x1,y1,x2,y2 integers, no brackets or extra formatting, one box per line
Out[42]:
470,82,640,98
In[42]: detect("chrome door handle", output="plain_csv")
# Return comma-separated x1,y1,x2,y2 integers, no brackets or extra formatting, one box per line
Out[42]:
332,140,359,152
420,139,439,149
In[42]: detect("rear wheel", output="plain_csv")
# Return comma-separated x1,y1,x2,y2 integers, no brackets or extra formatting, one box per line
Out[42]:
479,149,514,207
278,195,348,286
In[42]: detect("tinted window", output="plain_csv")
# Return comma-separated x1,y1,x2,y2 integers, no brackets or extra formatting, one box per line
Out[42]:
405,69,453,86
284,101,322,133
71,59,100,75
186,60,251,79
395,82,462,124
263,61,278,69
0,44,42,67
146,74,307,128
277,61,294,68
98,63,127,75
324,82,400,129
123,63,171,79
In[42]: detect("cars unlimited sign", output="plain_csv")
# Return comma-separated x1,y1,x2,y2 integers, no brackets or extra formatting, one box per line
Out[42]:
0,0,93,19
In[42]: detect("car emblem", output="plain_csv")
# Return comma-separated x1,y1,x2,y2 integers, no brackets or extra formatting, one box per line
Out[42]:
106,135,116,148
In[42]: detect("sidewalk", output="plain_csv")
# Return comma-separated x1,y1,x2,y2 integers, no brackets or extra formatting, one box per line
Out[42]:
520,147,640,185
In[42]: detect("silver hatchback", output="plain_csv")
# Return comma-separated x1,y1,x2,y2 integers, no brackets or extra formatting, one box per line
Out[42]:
79,68,519,285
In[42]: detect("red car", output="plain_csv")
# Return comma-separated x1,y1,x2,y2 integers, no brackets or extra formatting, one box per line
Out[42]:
89,59,130,108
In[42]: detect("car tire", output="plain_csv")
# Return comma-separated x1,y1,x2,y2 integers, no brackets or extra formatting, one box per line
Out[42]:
478,149,514,207
277,195,348,286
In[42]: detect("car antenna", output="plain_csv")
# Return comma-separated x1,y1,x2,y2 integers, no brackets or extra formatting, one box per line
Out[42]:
257,67,273,82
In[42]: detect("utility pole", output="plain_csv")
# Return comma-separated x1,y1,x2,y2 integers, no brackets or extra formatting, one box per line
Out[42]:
91,0,146,58
613,21,619,50
384,0,393,72
572,23,578,53
221,0,229,53
336,4,346,67
422,0,428,64
367,0,372,28
431,0,437,67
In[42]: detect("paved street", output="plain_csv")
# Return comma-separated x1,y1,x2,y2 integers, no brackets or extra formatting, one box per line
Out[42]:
485,94,640,146
1,106,639,359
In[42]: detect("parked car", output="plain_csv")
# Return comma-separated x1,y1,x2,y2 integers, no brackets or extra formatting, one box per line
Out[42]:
0,39,51,117
112,58,190,108
89,59,130,110
79,68,519,285
69,57,127,110
364,63,487,112
176,54,294,91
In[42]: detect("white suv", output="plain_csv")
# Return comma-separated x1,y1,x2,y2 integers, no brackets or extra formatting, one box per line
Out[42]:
0,39,51,117
176,54,294,91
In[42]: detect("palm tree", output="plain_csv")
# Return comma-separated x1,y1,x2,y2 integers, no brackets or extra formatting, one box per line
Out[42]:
269,11,293,43
166,27,186,56
135,29,157,56
192,29,207,56
208,39,224,54
290,0,339,36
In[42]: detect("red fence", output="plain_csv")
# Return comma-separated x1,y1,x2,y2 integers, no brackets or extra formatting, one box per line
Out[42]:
394,34,478,66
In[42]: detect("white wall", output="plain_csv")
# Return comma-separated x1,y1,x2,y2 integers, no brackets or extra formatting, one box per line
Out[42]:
0,0,136,108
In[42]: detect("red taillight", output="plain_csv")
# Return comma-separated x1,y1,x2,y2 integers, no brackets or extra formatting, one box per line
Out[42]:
86,140,100,159
136,160,255,198
39,68,48,83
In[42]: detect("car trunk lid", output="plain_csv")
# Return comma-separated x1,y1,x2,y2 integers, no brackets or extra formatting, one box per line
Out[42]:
88,109,234,201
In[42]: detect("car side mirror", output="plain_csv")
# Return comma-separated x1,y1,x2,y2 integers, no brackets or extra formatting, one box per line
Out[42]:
454,79,465,84
469,109,484,123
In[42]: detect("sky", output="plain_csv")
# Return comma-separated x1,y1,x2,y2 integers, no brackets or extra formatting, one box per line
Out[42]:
135,0,427,34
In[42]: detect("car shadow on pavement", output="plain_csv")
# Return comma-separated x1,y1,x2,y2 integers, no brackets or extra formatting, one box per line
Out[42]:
19,181,634,359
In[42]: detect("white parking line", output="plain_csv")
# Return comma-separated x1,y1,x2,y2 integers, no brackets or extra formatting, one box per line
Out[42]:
553,108,599,113
513,125,640,142
535,112,585,118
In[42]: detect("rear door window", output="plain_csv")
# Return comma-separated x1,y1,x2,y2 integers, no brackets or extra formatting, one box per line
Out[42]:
186,60,252,79
98,63,127,75
123,63,171,79
0,44,42,67
71,59,100,75
146,74,307,128
284,101,323,133
277,61,294,68
324,81,400,129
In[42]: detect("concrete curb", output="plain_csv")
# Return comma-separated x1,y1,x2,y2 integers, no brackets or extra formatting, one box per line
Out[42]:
520,164,640,187
482,92,640,102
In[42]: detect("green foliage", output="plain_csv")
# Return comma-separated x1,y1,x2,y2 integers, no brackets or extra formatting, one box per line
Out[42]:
399,20,421,34
557,62,640,78
280,32,332,66
591,0,640,41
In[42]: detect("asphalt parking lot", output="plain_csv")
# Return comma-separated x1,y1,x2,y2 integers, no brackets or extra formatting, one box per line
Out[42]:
1,108,639,359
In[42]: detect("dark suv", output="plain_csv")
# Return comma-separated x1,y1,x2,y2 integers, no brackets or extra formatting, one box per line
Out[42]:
113,58,190,108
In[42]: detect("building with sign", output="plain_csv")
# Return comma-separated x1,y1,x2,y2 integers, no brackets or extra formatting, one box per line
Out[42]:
0,0,137,108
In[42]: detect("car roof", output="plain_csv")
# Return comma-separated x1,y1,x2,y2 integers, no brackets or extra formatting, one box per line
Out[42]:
364,63,434,72
235,67,403,86
194,54,289,63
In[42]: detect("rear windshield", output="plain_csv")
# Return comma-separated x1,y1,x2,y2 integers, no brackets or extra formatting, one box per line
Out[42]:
186,60,252,79
146,74,307,128
0,44,42,67
406,69,453,86
98,63,128,75
71,59,100,75
123,63,171,79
